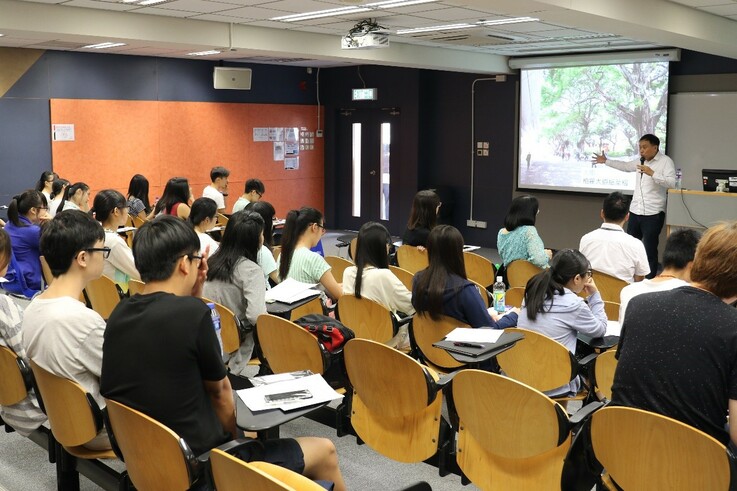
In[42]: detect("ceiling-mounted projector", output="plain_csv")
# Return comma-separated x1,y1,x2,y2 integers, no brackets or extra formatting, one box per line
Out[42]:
341,32,389,50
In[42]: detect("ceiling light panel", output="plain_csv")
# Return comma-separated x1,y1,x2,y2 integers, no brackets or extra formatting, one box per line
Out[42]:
396,23,474,35
187,49,221,56
271,0,439,22
82,42,127,49
478,17,539,26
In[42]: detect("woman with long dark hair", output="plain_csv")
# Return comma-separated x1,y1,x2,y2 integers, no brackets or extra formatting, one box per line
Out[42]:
57,182,90,214
203,211,267,376
126,174,151,218
47,178,69,218
497,195,551,268
246,200,278,287
344,221,415,348
92,189,140,292
519,249,607,395
189,197,219,256
402,190,440,248
35,171,57,203
3,190,46,294
278,207,341,300
412,225,518,328
151,177,191,220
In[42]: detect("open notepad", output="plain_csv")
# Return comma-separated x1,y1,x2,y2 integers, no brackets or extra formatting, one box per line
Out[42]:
433,328,524,357
237,374,343,412
264,278,321,304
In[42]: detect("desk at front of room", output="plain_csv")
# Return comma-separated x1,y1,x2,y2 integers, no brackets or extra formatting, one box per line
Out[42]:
666,189,737,234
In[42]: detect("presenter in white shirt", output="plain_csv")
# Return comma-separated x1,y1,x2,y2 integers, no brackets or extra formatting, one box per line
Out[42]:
202,166,229,214
592,134,676,278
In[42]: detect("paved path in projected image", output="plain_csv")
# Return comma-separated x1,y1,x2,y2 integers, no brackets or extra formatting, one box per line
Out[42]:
520,157,634,190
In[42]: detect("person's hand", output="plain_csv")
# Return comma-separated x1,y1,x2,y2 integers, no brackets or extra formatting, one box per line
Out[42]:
417,245,426,252
545,248,553,259
504,307,521,316
583,276,598,296
591,152,607,164
637,164,654,176
191,245,209,297
489,308,501,321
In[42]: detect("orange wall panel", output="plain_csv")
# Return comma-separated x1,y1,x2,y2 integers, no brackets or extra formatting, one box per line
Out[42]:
50,99,324,218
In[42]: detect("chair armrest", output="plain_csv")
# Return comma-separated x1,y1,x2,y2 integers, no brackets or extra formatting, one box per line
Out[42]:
568,401,605,426
434,371,461,390
578,353,599,368
394,314,414,327
197,437,264,464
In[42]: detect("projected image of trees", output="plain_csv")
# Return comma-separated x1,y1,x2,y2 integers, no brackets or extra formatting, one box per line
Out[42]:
519,62,669,192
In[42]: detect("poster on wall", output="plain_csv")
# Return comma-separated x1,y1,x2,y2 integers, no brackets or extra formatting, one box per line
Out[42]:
273,142,285,161
269,127,285,142
285,127,299,143
253,128,269,142
285,157,299,170
52,124,75,141
285,142,299,156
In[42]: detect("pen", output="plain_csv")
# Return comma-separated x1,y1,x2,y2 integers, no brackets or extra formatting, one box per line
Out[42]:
453,342,484,349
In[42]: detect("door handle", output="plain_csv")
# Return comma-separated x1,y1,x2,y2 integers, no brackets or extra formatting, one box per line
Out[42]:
369,170,376,175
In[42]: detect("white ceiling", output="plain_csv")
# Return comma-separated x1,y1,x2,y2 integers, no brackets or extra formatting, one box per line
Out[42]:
1,0,737,73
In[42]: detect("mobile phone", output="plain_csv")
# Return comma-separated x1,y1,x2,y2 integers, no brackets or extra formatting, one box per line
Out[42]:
264,389,313,404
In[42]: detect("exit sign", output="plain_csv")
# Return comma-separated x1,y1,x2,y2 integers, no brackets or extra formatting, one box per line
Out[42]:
352,88,378,101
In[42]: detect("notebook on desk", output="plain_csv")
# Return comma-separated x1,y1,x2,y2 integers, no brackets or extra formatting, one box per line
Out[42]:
433,330,524,358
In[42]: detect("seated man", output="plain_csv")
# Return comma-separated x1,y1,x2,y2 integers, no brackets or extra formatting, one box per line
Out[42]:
618,228,700,323
202,166,230,214
232,178,265,214
0,228,47,436
22,210,110,449
579,191,649,282
611,222,737,447
100,216,345,490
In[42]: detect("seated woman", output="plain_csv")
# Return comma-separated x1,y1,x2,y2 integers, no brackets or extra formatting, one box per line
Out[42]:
151,177,192,220
278,207,342,301
402,189,440,249
189,197,219,256
3,190,46,295
497,195,551,269
246,200,278,288
126,174,151,219
93,189,141,292
203,211,267,377
35,171,56,204
344,222,415,349
57,182,90,214
47,178,68,218
412,225,518,328
518,249,607,396
0,228,47,435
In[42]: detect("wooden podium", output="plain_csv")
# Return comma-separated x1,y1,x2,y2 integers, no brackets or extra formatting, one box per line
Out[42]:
666,189,737,234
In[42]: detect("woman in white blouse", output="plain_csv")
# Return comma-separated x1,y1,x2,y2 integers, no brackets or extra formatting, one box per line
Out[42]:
189,197,220,257
92,189,141,292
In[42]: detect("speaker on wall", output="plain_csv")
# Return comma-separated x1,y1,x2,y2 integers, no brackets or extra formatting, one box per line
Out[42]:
213,67,252,90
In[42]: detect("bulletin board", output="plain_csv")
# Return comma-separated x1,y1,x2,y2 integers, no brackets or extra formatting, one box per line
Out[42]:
50,99,324,216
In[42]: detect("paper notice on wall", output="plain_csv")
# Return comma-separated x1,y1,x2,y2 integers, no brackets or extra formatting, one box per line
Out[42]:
285,127,299,143
253,128,269,142
285,157,299,170
285,142,299,156
269,127,284,142
52,124,75,141
273,142,285,161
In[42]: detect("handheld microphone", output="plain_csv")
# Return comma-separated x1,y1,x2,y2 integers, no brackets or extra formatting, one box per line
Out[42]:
640,157,645,165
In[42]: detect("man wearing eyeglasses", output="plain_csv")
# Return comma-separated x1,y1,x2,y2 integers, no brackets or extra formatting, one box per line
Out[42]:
22,210,112,450
232,178,265,214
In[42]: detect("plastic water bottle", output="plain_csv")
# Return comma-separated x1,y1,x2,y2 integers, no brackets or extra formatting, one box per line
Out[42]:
207,302,223,357
675,168,682,190
492,276,506,313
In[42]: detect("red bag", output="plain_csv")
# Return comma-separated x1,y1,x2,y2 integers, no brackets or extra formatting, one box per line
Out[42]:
293,314,355,353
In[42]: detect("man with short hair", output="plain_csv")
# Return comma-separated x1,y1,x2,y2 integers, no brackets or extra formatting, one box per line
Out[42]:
579,191,650,283
232,178,265,214
593,134,676,278
22,210,110,449
100,216,345,490
618,228,700,323
203,166,230,214
611,222,737,447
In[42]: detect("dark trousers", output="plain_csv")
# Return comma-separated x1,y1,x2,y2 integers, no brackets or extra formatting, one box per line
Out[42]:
627,212,665,279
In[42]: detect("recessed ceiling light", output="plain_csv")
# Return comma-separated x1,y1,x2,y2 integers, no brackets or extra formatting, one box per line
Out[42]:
396,23,475,35
0,34,5,37
366,0,437,7
188,50,222,56
271,0,438,22
82,42,127,49
477,17,539,26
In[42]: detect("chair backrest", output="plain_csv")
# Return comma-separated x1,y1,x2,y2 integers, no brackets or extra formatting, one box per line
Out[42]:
344,338,442,463
495,328,576,393
469,279,490,308
288,296,323,321
603,300,620,321
411,314,469,371
324,255,352,283
396,245,429,274
29,360,101,448
505,287,525,308
40,255,54,287
201,299,240,354
84,275,123,319
105,399,195,491
127,279,146,296
592,349,618,401
0,345,30,406
349,238,357,261
507,260,543,288
451,369,570,490
463,251,495,287
210,449,326,491
217,213,229,226
130,214,146,228
256,314,327,375
591,406,731,491
337,296,394,343
591,270,628,303
388,265,414,291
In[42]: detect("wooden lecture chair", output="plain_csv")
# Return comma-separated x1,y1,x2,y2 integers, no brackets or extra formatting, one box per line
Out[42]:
83,275,124,320
210,449,327,491
463,251,495,288
337,296,395,344
388,265,414,292
396,245,429,274
591,270,628,304
255,314,329,376
288,296,324,321
127,279,146,296
505,287,525,308
410,314,470,373
324,255,353,283
506,260,543,288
